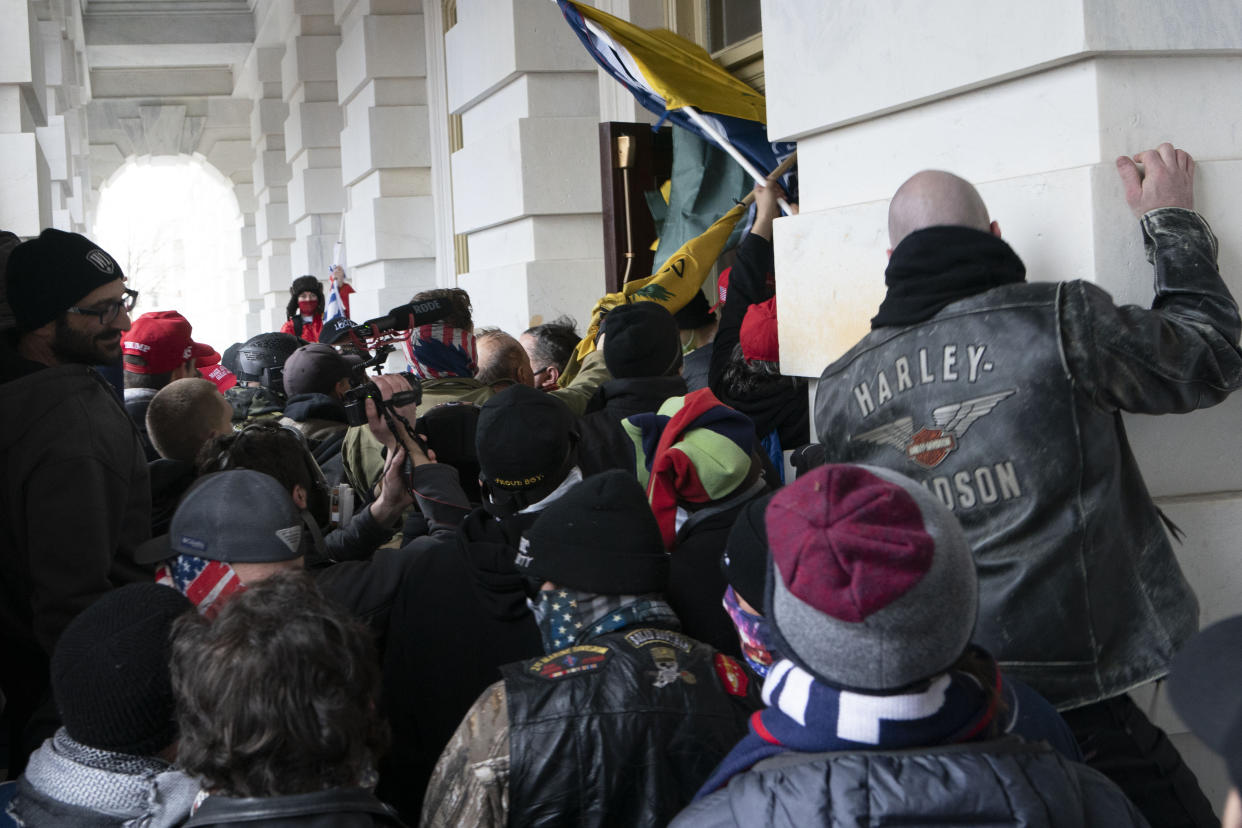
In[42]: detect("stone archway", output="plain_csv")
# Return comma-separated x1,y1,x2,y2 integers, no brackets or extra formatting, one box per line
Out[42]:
92,154,249,349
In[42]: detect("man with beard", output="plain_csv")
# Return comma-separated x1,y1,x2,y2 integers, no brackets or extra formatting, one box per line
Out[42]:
0,229,151,776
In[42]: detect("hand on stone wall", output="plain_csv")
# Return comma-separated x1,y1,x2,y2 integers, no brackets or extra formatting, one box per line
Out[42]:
1116,143,1196,219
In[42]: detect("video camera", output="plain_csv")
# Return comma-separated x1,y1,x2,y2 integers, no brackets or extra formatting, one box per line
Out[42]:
342,371,422,428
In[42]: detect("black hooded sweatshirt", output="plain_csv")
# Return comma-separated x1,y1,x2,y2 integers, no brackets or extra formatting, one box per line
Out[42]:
377,507,543,823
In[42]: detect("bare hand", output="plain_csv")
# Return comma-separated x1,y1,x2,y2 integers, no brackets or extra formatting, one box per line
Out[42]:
332,265,346,282
364,373,431,464
1116,143,1195,219
751,182,789,240
369,446,415,525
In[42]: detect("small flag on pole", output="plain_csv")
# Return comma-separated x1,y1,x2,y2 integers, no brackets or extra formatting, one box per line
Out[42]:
324,272,345,323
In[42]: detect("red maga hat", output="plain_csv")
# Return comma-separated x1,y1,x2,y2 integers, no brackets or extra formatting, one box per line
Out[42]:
123,311,213,374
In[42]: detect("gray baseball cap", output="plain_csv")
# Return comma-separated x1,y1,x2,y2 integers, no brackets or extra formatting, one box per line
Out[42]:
135,470,305,565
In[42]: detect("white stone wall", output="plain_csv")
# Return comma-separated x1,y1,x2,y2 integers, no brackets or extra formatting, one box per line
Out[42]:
762,0,1242,807
444,0,606,335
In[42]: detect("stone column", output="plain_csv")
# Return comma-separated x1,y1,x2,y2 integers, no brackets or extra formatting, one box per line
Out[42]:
282,0,343,301
334,0,436,321
0,0,51,236
249,45,295,333
35,2,88,233
762,0,1242,803
445,0,605,334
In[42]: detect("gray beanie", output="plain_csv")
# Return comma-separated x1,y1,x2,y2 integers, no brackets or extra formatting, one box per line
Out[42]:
764,463,977,692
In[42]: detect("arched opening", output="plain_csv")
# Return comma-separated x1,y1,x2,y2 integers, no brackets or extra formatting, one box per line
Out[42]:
92,155,246,351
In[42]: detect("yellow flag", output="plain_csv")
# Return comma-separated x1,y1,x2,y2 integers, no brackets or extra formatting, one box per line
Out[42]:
560,202,746,385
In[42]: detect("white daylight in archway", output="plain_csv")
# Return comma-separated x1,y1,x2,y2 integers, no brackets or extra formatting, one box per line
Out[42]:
93,156,246,353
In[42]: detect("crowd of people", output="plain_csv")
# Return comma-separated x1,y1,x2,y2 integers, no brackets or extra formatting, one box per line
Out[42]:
0,141,1240,827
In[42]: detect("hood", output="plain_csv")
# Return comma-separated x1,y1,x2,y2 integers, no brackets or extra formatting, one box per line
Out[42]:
283,392,347,423
457,507,539,621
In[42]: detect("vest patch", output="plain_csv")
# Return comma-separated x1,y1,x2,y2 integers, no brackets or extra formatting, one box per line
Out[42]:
851,389,1016,469
529,645,610,680
648,646,697,688
713,653,749,697
624,628,693,652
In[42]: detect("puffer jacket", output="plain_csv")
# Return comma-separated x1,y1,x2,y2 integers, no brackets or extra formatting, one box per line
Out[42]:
812,208,1242,709
671,737,1149,827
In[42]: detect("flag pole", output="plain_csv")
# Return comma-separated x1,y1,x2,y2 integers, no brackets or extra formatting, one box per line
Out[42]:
682,105,793,214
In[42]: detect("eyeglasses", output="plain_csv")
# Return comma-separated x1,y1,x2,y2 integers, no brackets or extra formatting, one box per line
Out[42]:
66,287,139,326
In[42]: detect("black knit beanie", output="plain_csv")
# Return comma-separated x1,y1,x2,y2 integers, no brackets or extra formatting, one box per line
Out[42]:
518,469,669,594
673,290,715,331
603,302,683,378
720,492,774,614
51,583,193,755
6,229,125,331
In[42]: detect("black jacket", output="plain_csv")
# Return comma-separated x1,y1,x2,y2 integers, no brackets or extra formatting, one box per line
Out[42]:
672,738,1148,827
577,375,687,476
503,625,761,828
123,386,160,461
183,789,405,827
709,234,809,450
149,457,196,536
667,486,768,659
280,393,349,487
376,506,543,823
0,346,152,774
813,208,1242,709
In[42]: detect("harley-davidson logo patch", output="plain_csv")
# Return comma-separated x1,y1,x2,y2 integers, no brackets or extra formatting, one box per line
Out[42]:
852,390,1016,469
905,428,957,468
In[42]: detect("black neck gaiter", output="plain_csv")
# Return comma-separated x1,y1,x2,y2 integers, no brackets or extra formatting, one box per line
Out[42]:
871,226,1026,329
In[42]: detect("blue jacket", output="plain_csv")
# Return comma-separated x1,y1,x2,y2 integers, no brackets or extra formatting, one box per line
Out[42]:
672,738,1148,827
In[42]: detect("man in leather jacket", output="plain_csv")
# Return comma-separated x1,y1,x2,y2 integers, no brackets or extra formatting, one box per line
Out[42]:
811,144,1241,827
421,471,761,828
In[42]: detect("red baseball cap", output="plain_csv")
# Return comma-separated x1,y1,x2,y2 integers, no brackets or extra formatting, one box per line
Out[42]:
122,311,213,374
194,344,238,393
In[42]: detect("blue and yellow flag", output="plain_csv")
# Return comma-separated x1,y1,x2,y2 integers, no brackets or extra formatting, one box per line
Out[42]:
557,0,794,193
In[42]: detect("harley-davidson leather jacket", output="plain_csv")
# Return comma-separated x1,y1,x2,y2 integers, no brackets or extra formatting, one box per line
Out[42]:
813,208,1242,710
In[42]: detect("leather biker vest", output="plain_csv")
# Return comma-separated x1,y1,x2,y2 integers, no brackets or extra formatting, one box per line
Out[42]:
502,626,760,827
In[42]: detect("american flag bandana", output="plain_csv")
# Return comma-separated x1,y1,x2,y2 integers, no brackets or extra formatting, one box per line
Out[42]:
156,553,246,619
403,323,478,379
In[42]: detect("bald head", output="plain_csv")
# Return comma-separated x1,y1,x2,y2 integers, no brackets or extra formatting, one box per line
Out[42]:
888,170,992,248
475,329,534,389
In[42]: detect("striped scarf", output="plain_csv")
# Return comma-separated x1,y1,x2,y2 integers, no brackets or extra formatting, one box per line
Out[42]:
403,322,478,379
623,388,756,548
156,553,246,619
696,654,1001,798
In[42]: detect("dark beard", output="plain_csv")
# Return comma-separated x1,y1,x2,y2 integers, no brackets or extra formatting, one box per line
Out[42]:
51,316,122,366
